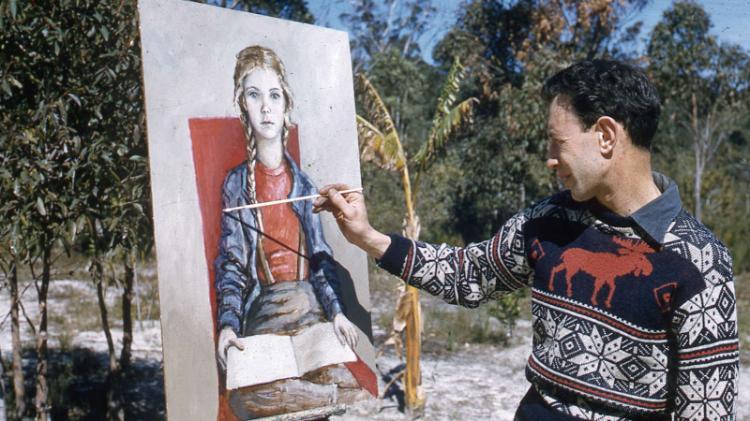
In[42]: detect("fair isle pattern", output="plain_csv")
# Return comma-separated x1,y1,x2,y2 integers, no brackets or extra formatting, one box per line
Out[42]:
664,210,738,420
391,197,737,419
529,290,670,412
537,386,631,421
397,196,557,306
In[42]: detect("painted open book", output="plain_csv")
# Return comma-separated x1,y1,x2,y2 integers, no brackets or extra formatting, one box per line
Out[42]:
225,322,357,390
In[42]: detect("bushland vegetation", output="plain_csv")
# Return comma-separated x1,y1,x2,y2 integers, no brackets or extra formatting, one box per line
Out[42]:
1,0,748,419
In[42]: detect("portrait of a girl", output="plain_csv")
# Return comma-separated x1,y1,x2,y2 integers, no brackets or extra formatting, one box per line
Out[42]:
213,45,369,419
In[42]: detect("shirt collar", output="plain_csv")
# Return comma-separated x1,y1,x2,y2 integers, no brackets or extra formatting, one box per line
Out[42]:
585,172,682,245
629,172,682,244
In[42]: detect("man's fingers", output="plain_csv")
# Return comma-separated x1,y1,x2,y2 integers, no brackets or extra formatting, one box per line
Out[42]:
315,184,355,209
319,183,352,195
325,188,355,219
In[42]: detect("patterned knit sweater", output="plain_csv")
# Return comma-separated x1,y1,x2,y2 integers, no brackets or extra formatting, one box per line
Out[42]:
377,175,738,420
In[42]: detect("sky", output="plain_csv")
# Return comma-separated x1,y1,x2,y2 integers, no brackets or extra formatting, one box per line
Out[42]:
307,0,750,64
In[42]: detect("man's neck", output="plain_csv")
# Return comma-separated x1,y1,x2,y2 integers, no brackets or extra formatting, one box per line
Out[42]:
596,157,661,217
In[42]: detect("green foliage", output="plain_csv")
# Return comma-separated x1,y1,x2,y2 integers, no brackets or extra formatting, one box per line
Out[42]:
412,57,478,174
356,75,406,171
1,0,151,416
0,0,151,258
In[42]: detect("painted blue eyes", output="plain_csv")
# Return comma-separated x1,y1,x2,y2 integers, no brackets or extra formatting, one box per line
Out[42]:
245,91,282,101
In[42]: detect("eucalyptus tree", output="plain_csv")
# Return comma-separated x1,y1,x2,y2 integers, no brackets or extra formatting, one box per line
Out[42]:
0,0,90,417
1,0,150,418
47,0,149,418
341,0,437,72
648,0,750,222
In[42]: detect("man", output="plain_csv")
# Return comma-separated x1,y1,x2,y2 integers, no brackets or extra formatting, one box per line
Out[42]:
313,60,738,420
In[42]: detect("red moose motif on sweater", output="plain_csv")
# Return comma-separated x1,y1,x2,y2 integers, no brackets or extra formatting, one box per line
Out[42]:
547,236,655,308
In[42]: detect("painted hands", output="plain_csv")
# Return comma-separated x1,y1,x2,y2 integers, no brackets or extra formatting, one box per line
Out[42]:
217,326,244,372
313,183,391,259
333,312,358,350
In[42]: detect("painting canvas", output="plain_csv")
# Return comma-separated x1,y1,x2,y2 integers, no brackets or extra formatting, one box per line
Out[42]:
138,0,377,419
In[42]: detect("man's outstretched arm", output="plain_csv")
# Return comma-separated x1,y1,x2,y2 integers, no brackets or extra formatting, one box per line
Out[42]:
313,184,533,307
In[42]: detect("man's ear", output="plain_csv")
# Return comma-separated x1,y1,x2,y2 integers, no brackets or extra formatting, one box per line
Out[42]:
595,116,618,157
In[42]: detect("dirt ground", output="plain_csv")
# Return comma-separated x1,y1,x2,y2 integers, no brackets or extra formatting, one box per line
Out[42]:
1,278,748,420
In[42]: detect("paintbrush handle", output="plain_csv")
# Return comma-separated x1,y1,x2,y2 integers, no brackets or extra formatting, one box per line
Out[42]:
222,187,363,212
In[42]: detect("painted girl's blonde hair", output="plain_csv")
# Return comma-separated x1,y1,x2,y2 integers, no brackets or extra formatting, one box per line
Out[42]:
233,45,294,229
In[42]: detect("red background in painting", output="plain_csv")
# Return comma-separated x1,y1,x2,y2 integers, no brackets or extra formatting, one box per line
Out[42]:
189,117,301,421
188,118,376,420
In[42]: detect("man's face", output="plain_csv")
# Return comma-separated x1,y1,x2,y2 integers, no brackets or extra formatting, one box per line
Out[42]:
546,96,607,202
242,68,286,143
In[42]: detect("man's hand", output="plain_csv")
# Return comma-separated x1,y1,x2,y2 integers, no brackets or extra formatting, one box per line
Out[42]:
333,312,358,350
313,183,391,259
217,326,244,372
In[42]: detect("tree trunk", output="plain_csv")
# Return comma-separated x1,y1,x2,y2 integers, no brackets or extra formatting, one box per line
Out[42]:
34,245,51,421
93,259,123,420
692,93,703,222
694,156,703,222
120,254,134,372
116,253,135,420
9,255,25,420
94,259,117,371
0,344,7,421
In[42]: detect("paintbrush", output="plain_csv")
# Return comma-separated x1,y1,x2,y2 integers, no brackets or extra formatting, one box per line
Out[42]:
222,187,363,212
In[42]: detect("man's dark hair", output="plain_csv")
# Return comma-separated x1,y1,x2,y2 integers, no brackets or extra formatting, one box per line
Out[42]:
542,60,661,150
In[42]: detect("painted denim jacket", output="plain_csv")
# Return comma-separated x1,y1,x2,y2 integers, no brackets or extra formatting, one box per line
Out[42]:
215,151,343,334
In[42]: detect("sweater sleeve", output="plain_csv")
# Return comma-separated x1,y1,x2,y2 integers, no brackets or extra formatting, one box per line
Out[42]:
671,245,738,420
377,209,533,308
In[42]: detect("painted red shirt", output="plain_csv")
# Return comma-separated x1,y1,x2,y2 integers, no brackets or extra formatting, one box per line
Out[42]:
255,159,305,284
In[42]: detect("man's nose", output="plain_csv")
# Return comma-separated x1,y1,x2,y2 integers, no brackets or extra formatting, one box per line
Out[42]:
546,158,559,170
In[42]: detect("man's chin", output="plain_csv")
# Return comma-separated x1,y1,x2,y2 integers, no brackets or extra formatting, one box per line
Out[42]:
568,189,594,203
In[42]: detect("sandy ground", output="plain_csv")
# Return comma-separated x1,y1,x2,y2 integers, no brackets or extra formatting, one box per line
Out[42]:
0,279,163,360
1,279,749,420
336,321,534,420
